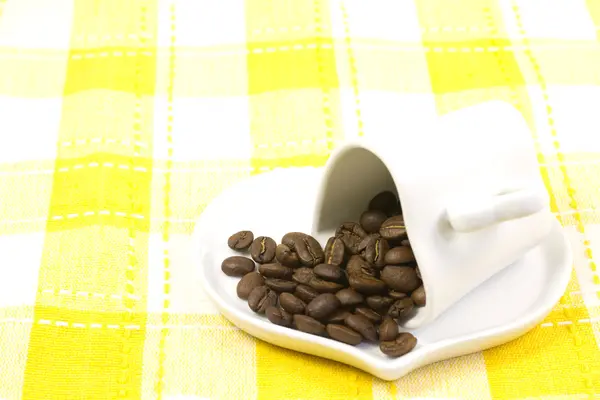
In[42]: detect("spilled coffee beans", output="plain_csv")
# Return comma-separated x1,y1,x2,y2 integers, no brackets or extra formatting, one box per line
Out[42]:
220,190,423,358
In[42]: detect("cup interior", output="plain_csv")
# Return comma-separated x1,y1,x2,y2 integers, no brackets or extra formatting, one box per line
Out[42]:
311,144,429,326
312,145,399,240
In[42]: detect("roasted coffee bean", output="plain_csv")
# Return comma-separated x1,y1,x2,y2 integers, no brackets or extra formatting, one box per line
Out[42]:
381,266,420,293
265,278,297,293
388,298,414,319
358,233,379,252
281,232,324,267
335,288,364,307
294,284,320,303
362,236,389,268
250,236,277,264
388,290,408,300
379,216,407,240
335,222,368,254
378,316,399,341
324,236,345,266
221,256,255,277
344,314,378,342
411,285,426,306
346,255,378,278
380,332,417,357
266,306,293,327
236,272,265,299
227,230,254,251
327,309,351,324
360,210,388,234
349,275,387,295
355,306,382,324
293,314,325,336
306,293,341,320
308,277,345,293
247,286,277,314
258,263,294,280
292,267,315,285
401,239,411,247
368,191,401,216
326,324,362,345
416,267,421,280
275,244,302,268
366,296,394,313
314,263,344,282
384,246,416,265
279,293,306,314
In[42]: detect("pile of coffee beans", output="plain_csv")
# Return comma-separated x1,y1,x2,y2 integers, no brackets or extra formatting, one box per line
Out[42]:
221,191,423,358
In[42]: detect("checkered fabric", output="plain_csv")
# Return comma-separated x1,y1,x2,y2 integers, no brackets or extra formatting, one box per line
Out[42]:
0,0,599,399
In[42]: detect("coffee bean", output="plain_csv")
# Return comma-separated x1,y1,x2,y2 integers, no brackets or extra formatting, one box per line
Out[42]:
368,191,401,216
265,278,297,293
227,230,254,251
366,296,394,313
327,309,351,324
380,332,417,357
384,247,415,265
378,316,399,341
344,314,378,342
381,266,420,293
324,236,345,266
250,236,277,264
221,256,255,277
401,239,411,247
314,263,344,282
281,232,324,267
355,307,382,324
293,314,325,336
346,255,378,278
361,236,389,268
275,244,301,268
388,298,414,319
247,286,277,314
266,306,293,327
279,293,306,314
258,263,294,280
379,216,407,240
335,288,364,307
292,267,315,285
349,275,387,295
294,284,320,303
416,267,421,280
360,210,388,233
388,290,408,300
236,272,265,299
308,277,345,293
335,222,368,254
326,324,362,345
411,285,426,306
306,293,341,320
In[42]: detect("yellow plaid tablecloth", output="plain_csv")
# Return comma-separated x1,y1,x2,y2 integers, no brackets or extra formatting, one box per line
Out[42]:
1,0,599,399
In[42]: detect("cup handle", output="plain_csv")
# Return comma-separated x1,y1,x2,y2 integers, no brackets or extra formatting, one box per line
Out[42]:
445,187,548,233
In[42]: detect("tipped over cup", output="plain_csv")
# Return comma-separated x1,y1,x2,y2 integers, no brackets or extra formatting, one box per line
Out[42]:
311,101,555,329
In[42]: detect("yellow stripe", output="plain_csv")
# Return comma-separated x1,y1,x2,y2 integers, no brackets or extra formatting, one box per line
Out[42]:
246,1,372,398
21,0,159,398
246,0,344,175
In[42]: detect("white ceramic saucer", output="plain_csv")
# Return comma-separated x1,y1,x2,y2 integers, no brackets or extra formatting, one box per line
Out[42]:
193,167,573,381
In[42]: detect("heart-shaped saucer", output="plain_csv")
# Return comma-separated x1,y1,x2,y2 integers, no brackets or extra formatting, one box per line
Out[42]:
193,167,572,381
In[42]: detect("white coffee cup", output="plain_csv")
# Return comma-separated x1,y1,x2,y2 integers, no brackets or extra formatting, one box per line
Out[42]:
311,101,554,329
